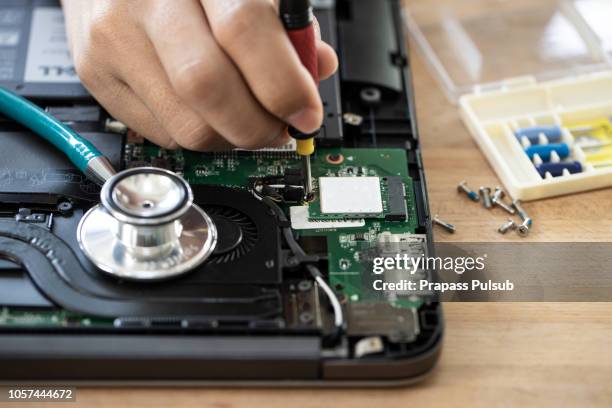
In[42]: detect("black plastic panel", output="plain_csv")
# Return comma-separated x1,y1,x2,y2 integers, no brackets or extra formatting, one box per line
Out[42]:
315,6,344,146
0,130,123,203
338,0,403,93
0,335,320,381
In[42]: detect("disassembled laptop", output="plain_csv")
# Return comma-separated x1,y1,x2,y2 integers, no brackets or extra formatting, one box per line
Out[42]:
0,0,442,383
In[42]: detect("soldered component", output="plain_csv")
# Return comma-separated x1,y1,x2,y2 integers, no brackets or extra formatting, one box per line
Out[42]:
354,232,367,241
326,153,344,165
374,233,431,299
283,186,304,202
319,177,383,214
289,206,365,230
385,176,408,221
250,167,305,203
347,304,419,343
151,157,171,170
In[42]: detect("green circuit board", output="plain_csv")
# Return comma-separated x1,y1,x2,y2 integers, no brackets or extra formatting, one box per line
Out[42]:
1,145,425,328
296,148,423,309
133,145,424,309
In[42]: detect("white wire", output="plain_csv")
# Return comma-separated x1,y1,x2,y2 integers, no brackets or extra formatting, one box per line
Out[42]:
315,274,344,328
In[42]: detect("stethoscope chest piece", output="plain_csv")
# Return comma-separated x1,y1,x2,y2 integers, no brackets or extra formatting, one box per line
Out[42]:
77,167,217,281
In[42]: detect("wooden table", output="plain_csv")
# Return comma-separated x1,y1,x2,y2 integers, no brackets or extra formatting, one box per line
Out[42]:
31,4,612,407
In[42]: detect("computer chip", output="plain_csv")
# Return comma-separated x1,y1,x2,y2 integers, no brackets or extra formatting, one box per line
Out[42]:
319,177,383,214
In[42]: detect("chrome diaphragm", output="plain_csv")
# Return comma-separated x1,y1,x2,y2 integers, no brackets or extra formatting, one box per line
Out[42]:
77,167,217,281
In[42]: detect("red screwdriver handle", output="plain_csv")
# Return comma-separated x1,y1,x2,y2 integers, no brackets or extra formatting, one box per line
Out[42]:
287,24,319,85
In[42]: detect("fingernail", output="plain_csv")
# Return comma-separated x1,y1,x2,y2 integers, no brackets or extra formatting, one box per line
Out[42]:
287,108,321,134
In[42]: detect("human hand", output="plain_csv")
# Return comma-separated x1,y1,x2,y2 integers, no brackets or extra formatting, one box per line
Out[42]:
61,0,338,150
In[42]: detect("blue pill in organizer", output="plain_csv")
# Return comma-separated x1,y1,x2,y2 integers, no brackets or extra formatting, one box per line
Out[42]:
515,125,562,145
524,143,570,162
536,161,582,178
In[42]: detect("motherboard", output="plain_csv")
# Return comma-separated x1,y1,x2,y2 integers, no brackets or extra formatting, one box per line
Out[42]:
129,144,426,309
0,143,430,345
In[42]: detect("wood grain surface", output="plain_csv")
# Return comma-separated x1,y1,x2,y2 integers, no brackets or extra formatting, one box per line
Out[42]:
8,2,612,406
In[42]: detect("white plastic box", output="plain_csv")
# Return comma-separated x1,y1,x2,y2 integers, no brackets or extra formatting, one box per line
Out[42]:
405,0,612,200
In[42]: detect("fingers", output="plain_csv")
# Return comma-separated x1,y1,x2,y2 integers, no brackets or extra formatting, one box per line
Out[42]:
63,0,339,152
142,0,285,150
89,77,178,150
112,28,234,151
312,16,338,80
63,1,177,149
127,67,234,151
201,0,323,134
318,40,338,80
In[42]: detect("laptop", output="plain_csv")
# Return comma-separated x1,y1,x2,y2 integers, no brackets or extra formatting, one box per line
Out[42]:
0,0,442,384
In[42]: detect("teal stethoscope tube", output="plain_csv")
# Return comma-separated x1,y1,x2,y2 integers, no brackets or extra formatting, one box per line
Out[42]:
0,86,103,173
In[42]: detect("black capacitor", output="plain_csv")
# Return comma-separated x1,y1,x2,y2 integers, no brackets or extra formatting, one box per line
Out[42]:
284,168,305,186
283,186,305,202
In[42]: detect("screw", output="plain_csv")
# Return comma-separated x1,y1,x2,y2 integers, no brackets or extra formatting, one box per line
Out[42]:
512,200,531,223
57,201,73,215
457,181,480,202
517,222,531,236
360,87,382,105
343,113,364,126
498,219,517,234
299,311,314,324
433,215,456,233
480,187,493,209
297,280,313,292
512,200,533,236
491,187,516,215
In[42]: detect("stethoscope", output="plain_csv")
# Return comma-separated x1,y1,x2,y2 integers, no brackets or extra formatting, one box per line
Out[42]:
0,87,217,281
77,167,217,280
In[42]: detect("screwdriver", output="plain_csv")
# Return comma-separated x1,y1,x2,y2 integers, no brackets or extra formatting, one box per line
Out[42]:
280,0,319,199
